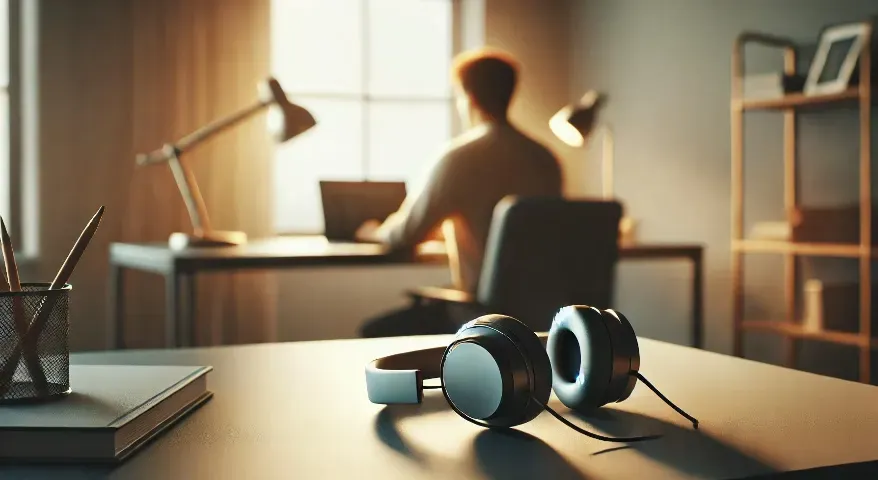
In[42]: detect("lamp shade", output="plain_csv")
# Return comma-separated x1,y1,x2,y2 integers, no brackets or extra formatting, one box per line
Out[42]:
261,77,317,143
549,90,605,148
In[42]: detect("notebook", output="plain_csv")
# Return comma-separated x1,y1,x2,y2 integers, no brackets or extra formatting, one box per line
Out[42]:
319,180,407,242
0,364,212,463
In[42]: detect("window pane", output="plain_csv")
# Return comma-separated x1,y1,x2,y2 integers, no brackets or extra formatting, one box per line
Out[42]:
274,98,364,233
0,0,7,87
0,93,7,221
367,0,452,97
271,0,362,95
367,100,451,185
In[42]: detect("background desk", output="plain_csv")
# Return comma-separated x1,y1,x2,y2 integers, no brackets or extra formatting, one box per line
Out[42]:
108,236,703,349
10,335,878,478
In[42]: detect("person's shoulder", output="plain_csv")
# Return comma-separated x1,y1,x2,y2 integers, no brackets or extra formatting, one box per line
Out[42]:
447,125,491,152
436,126,492,166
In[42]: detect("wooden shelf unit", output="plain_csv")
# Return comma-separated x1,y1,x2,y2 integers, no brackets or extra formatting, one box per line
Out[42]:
731,28,874,383
732,239,872,258
734,87,860,111
741,321,868,347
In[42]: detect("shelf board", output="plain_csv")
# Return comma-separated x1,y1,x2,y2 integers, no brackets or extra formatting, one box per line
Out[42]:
734,88,860,111
741,320,868,347
732,239,871,257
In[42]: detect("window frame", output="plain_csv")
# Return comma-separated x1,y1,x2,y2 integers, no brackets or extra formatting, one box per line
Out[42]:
5,0,37,260
6,0,19,242
272,0,465,235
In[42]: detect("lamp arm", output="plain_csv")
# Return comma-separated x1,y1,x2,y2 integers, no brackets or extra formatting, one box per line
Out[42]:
136,99,270,166
176,99,270,151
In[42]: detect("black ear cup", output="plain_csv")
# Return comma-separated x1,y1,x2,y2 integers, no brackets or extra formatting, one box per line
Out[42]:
600,309,640,403
440,314,552,428
547,306,614,412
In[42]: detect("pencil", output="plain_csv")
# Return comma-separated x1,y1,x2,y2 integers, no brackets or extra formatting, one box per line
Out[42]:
0,206,105,396
47,206,105,290
0,218,48,394
0,218,21,290
0,230,8,294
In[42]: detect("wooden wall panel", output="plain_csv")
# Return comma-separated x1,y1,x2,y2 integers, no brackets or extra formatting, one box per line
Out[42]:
125,0,276,348
37,0,275,350
36,0,135,351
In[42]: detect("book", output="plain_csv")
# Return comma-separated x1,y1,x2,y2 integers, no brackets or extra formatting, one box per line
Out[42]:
742,72,806,100
0,364,212,463
748,221,791,241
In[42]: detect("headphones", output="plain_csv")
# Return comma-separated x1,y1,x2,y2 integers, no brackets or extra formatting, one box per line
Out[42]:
365,305,698,442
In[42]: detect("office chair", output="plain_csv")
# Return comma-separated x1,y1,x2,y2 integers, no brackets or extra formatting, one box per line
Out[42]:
409,196,623,332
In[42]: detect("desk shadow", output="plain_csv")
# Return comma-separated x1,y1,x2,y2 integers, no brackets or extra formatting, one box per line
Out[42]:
471,429,589,480
571,408,777,478
373,393,450,463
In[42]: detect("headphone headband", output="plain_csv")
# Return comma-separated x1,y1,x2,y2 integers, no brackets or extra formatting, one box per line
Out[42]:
365,333,548,405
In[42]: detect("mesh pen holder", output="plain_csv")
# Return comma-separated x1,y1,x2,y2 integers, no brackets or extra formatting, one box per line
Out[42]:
0,283,71,404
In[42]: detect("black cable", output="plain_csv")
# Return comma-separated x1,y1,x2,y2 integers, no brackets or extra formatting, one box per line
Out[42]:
531,397,661,443
426,375,695,440
430,383,658,442
633,372,699,429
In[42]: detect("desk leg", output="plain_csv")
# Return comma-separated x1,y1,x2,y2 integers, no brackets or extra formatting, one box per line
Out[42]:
692,251,704,349
178,273,197,347
165,273,179,348
107,265,125,349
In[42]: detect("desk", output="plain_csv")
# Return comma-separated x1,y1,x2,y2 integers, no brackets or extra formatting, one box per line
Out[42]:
108,236,703,349
10,336,878,478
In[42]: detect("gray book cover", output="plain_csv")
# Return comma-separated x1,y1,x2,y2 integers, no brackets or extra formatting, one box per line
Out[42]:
0,364,212,462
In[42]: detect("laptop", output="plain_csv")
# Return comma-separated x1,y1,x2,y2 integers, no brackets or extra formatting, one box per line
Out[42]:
319,180,407,242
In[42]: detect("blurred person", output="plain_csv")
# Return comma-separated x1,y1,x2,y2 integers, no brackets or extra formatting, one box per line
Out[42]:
356,47,564,337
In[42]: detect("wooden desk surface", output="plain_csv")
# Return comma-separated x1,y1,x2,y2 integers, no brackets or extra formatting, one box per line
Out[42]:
8,336,878,478
110,236,446,273
110,236,703,273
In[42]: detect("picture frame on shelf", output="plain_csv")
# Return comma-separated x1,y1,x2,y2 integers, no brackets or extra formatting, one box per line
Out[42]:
804,21,871,96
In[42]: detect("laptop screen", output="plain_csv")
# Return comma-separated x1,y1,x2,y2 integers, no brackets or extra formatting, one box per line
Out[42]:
319,181,407,241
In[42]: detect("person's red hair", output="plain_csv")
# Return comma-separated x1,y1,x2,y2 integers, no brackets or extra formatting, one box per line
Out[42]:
451,48,519,120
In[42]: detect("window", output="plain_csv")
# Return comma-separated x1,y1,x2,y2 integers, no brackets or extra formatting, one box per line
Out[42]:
270,0,456,233
0,0,9,222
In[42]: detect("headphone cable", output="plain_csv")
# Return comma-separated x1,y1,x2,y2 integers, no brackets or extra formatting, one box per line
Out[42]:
429,383,659,442
426,374,698,439
632,372,699,429
531,397,661,443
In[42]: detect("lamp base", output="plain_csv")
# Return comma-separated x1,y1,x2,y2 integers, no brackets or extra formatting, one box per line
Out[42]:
168,231,248,250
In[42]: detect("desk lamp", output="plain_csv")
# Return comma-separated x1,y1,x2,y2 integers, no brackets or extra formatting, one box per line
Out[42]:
550,91,634,243
136,77,316,250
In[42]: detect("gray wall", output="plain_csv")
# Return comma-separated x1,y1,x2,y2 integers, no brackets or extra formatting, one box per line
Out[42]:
572,0,878,379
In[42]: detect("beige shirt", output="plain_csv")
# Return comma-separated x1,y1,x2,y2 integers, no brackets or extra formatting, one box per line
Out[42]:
377,122,563,294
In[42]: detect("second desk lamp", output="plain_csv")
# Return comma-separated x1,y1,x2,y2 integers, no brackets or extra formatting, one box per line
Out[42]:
550,91,635,243
136,77,316,250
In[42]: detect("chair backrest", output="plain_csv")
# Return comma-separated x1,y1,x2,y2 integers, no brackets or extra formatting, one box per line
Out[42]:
476,196,622,331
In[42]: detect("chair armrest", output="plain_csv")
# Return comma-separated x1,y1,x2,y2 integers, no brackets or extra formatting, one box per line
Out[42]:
407,286,475,305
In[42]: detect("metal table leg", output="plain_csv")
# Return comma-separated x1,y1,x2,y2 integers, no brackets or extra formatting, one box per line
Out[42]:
166,272,179,348
178,273,197,347
692,250,704,349
107,264,125,349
